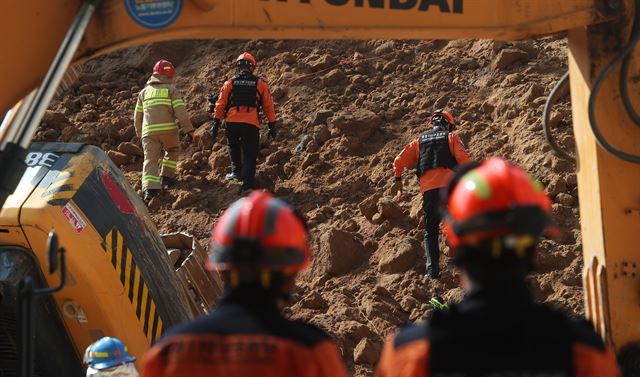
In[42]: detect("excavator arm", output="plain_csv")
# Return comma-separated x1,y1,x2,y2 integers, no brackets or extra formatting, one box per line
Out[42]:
1,0,618,116
1,0,639,370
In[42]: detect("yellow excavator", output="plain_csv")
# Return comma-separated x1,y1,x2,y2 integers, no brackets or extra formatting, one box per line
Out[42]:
1,0,639,375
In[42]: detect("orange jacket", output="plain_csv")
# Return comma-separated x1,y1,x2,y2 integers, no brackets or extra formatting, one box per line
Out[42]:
213,76,276,128
393,132,469,193
376,339,621,377
376,284,621,377
141,291,347,377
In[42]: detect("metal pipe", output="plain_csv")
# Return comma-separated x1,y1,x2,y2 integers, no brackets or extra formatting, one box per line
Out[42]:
16,0,100,149
0,90,36,150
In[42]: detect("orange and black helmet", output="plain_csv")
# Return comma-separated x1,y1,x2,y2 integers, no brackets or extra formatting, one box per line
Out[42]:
430,109,455,131
236,52,257,68
442,158,554,257
207,191,311,275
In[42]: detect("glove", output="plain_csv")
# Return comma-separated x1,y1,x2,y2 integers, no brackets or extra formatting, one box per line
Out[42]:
390,177,403,195
210,119,221,140
267,122,277,140
429,296,449,310
207,93,218,113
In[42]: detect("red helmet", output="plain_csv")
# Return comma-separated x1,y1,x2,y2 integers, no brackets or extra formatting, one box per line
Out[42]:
208,191,311,274
236,52,257,68
430,109,455,130
153,59,175,78
443,158,553,254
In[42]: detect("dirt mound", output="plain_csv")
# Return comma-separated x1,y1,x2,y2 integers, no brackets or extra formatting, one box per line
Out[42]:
38,36,579,376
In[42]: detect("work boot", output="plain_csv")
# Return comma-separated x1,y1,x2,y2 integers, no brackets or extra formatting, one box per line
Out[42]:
144,189,159,201
161,176,178,187
425,271,440,280
225,172,241,181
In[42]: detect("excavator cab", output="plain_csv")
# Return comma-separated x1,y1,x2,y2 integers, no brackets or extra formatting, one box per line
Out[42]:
0,142,222,374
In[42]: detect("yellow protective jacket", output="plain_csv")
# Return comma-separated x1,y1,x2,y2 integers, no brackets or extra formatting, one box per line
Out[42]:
134,75,193,138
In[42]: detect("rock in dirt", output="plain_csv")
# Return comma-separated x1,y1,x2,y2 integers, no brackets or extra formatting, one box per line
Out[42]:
39,129,60,141
311,109,334,125
354,338,382,365
313,124,332,145
524,83,544,104
329,108,381,139
375,41,396,55
208,152,230,170
304,140,319,153
75,109,99,123
322,69,346,87
492,48,529,70
555,193,576,207
359,193,381,221
300,291,327,310
280,51,296,65
107,150,132,165
546,176,567,197
379,240,421,274
42,110,71,129
173,191,197,209
378,198,404,220
302,153,319,169
309,54,337,71
194,125,214,150
373,222,392,239
266,149,291,165
336,320,378,345
189,111,211,128
317,229,368,276
60,125,79,142
117,142,143,156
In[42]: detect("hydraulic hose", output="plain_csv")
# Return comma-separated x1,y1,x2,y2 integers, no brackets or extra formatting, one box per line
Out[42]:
620,0,640,127
588,0,640,164
542,71,574,161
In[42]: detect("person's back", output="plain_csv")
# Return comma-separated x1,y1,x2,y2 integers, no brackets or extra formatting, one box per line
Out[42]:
141,191,347,377
143,286,344,376
377,158,620,377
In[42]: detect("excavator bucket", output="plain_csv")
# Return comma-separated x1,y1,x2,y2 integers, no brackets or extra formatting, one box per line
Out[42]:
161,232,224,315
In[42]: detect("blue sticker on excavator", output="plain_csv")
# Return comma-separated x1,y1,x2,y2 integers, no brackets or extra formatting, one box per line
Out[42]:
124,0,183,30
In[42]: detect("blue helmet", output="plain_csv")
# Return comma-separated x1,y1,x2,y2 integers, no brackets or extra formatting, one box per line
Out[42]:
85,337,136,370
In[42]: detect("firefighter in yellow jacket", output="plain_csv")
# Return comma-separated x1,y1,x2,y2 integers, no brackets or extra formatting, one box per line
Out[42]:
134,59,194,201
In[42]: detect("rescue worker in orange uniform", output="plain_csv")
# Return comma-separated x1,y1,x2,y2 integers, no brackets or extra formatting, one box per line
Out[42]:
141,191,348,377
134,59,194,201
376,158,621,377
392,109,469,278
210,52,277,193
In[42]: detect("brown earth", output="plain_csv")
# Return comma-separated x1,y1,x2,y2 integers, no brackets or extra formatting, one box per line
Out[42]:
37,37,580,376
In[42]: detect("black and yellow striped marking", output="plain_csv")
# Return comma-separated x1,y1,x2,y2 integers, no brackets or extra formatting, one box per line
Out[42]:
103,228,163,343
41,156,94,205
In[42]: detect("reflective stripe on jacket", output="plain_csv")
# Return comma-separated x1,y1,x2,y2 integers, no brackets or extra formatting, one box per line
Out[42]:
134,75,193,137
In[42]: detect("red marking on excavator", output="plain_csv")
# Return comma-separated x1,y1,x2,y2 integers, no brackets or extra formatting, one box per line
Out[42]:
101,170,135,215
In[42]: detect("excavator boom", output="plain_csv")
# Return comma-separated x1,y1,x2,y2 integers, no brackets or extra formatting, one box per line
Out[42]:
1,0,616,116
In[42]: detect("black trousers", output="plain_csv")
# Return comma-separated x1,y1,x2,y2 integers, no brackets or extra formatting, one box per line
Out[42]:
423,189,442,277
225,122,260,190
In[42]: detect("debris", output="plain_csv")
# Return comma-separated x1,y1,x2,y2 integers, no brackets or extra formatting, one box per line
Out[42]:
378,240,421,274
